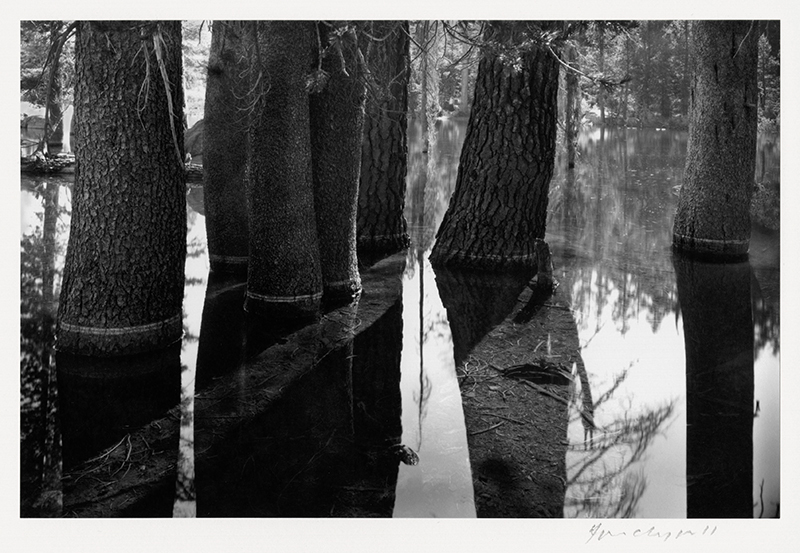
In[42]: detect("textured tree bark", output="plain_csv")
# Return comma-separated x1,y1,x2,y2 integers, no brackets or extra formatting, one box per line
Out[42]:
429,25,560,270
356,21,411,254
203,21,250,275
57,21,186,356
673,21,758,259
244,21,322,319
310,23,365,304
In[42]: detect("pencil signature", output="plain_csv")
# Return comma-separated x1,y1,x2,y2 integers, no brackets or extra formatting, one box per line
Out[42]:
586,523,718,544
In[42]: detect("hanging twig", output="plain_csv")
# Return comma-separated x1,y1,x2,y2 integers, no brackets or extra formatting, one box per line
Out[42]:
152,24,184,171
545,43,631,89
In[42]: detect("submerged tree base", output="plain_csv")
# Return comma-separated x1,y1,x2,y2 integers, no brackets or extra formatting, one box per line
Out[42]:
243,291,323,322
672,233,750,261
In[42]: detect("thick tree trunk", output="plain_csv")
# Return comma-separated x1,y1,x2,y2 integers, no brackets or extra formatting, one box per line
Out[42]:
357,21,411,254
429,27,560,270
673,21,758,259
310,23,366,303
244,21,322,319
203,21,250,275
57,21,186,356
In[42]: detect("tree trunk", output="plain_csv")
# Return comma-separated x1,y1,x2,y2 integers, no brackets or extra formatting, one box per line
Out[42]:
45,24,64,153
356,21,411,254
673,21,758,259
203,21,250,275
429,26,560,270
57,21,186,356
681,20,691,118
310,22,366,304
597,29,606,127
244,21,322,319
622,34,630,123
459,63,471,115
564,42,580,169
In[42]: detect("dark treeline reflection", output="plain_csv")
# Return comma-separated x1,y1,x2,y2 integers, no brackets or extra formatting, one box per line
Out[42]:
195,300,405,517
675,255,755,518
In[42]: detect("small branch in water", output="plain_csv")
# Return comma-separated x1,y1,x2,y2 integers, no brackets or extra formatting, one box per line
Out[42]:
469,421,505,435
520,380,571,407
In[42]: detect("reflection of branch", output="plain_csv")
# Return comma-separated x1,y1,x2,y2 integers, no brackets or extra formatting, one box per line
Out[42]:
566,398,675,518
567,402,674,487
567,467,647,518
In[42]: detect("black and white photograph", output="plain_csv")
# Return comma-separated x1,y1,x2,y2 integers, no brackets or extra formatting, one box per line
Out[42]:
8,4,797,551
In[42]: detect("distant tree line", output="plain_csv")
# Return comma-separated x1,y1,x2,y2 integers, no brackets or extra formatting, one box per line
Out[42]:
404,20,780,131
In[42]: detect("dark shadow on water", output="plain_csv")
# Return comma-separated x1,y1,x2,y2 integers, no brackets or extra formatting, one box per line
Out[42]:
196,299,404,517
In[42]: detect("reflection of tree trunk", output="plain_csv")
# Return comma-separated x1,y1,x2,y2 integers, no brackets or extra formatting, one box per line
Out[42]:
434,268,530,367
357,21,411,254
56,345,182,471
203,21,250,275
351,299,404,515
197,301,404,517
195,273,248,391
311,23,365,303
573,357,596,449
673,21,758,259
430,23,559,270
38,181,62,516
418,253,425,432
244,21,322,319
674,255,754,518
57,21,186,356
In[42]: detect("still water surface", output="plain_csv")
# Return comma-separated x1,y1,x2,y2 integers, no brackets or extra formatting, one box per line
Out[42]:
20,121,779,518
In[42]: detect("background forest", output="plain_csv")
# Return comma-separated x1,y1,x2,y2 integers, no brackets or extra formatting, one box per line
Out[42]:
20,20,781,149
